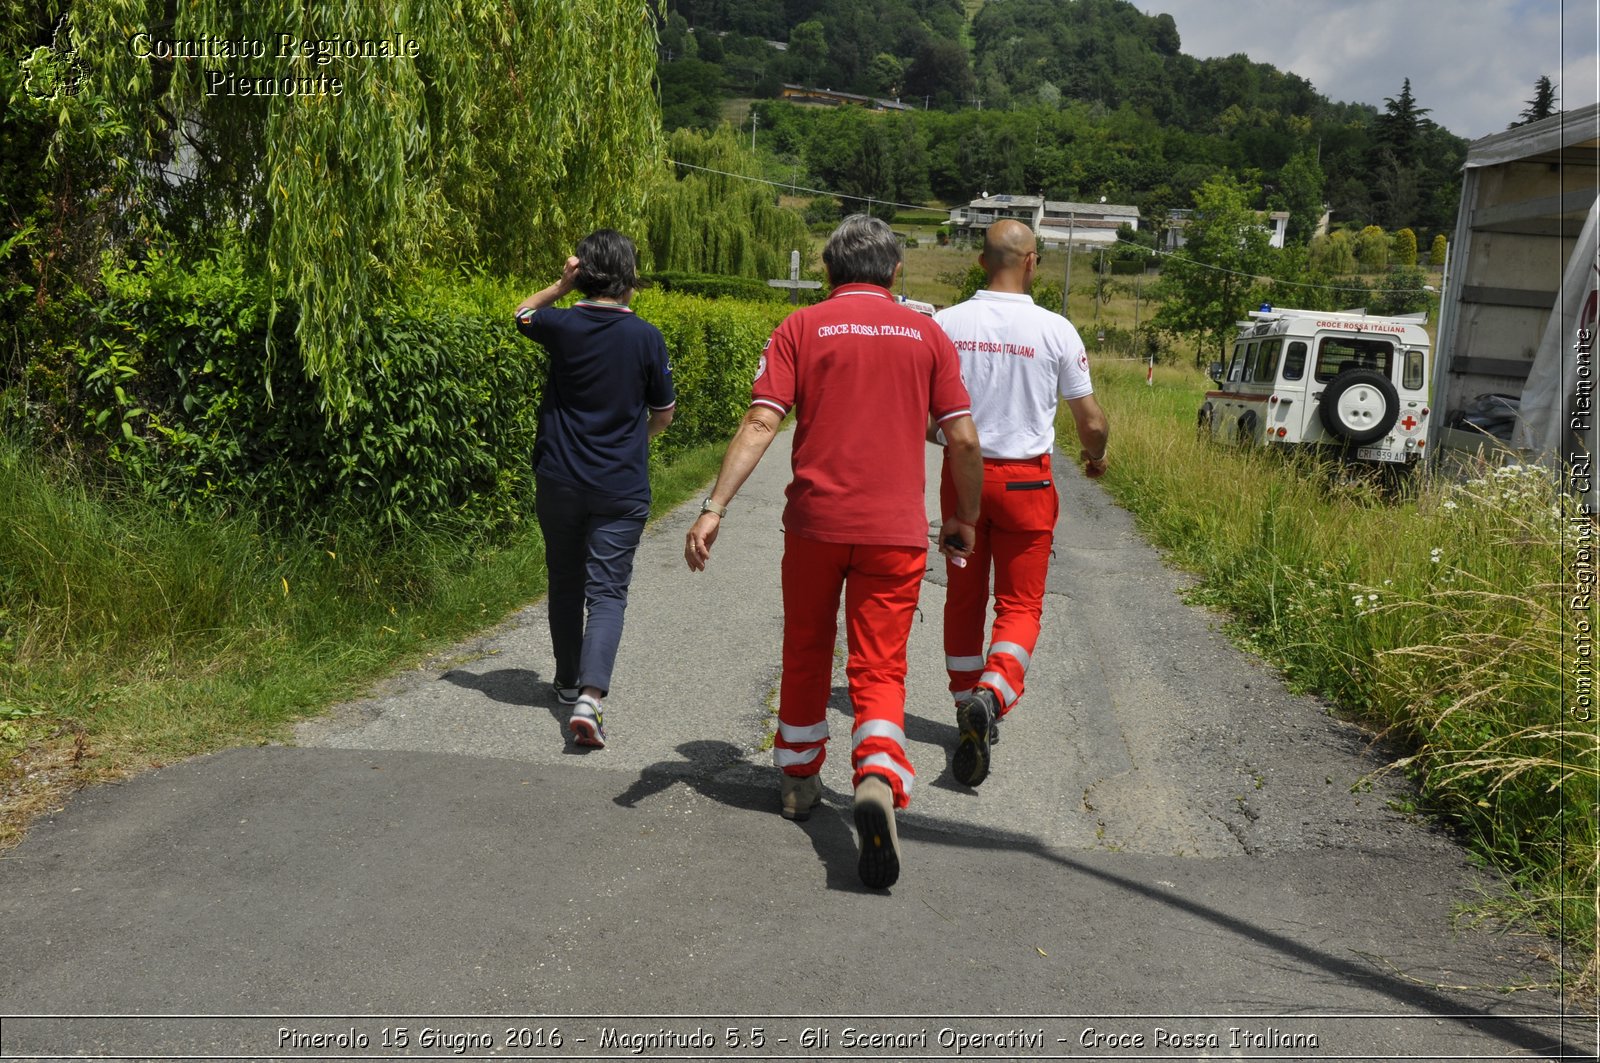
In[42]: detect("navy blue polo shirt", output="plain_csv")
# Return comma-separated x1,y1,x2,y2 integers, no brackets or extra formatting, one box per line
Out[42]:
516,301,676,500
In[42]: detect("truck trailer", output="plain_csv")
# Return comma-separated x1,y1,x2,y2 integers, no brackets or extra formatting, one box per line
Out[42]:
1432,103,1599,508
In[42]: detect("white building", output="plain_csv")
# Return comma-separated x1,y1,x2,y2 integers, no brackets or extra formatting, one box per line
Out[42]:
1163,209,1290,250
1039,200,1140,248
947,194,1140,248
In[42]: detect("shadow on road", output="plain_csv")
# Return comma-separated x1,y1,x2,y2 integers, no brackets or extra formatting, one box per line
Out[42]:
442,667,604,755
613,741,1586,1058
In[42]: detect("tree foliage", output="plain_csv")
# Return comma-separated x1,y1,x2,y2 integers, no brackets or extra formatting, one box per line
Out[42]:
1391,227,1417,267
16,1,661,411
1355,225,1390,271
1152,174,1272,363
1309,230,1357,275
1429,233,1448,267
1512,75,1558,127
645,126,810,279
1277,149,1325,245
663,1,1467,238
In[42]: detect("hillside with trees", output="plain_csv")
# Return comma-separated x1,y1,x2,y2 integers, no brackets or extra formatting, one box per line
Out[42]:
656,0,1468,240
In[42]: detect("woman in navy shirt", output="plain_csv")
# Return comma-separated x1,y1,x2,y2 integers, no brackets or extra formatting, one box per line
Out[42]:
515,230,676,747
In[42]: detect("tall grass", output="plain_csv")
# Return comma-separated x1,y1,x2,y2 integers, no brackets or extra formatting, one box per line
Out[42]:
0,437,729,843
1076,357,1597,995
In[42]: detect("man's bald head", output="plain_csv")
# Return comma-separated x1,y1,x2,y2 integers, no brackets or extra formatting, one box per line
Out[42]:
983,220,1036,272
978,219,1038,293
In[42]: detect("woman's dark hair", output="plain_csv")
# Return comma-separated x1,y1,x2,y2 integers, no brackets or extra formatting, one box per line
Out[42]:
574,229,639,299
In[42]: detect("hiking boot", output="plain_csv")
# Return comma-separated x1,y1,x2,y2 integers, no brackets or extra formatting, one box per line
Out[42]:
780,773,822,821
954,693,1002,745
852,774,900,889
953,687,998,787
554,683,581,705
568,695,607,748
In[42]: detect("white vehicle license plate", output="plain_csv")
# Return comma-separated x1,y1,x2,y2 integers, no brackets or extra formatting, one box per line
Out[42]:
1357,446,1406,463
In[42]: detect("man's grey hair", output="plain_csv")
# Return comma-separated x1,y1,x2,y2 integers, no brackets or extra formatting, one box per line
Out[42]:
822,214,901,288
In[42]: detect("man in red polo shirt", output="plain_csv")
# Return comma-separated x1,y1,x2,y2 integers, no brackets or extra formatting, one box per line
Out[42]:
685,215,983,890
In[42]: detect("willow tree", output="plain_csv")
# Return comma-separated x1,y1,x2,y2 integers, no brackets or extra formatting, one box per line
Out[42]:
37,1,660,409
644,125,810,281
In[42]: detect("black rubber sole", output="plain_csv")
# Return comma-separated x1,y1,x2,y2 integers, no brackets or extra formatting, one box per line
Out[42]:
853,796,900,889
952,701,992,787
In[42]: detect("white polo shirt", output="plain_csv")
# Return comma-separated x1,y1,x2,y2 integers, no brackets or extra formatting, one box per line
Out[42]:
933,289,1093,460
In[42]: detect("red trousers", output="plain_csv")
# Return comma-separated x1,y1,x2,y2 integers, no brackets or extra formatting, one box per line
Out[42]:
771,532,925,809
940,454,1058,716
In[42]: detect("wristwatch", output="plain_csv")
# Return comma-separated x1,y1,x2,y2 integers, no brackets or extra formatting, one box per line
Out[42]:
700,498,727,517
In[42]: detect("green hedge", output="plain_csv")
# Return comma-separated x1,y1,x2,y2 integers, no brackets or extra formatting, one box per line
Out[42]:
646,272,785,302
55,251,541,535
633,290,790,459
33,251,792,534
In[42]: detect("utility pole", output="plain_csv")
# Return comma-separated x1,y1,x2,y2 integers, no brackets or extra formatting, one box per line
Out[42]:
751,109,758,152
1093,247,1105,324
1062,213,1075,318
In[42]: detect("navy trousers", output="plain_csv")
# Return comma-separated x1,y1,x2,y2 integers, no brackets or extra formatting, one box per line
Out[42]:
534,475,650,697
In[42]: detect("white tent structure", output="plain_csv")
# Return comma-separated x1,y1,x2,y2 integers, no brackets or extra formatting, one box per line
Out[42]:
1510,196,1599,505
1432,103,1600,507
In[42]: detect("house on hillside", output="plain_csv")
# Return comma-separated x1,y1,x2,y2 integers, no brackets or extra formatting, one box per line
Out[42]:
1038,200,1140,248
947,194,1140,247
778,83,916,112
947,194,1044,236
1163,209,1290,250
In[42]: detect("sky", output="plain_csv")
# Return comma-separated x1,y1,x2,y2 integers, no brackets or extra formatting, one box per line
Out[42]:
1134,0,1599,141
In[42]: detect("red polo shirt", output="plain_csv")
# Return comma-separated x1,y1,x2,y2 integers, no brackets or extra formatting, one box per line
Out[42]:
752,284,971,548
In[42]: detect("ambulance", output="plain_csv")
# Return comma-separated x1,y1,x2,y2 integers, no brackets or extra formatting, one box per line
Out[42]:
1198,306,1432,468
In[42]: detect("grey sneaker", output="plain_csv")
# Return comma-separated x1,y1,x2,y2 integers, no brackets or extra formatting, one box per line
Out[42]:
554,684,581,705
780,773,822,821
852,774,901,889
568,695,606,748
953,687,998,787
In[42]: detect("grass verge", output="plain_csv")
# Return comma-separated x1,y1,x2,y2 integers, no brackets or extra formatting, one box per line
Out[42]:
0,438,730,849
1073,357,1597,998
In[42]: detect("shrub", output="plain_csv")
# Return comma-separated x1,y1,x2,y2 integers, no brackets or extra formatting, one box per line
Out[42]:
1391,227,1418,267
646,272,787,302
1356,225,1390,272
1371,267,1433,317
61,250,542,536
49,251,791,535
631,290,790,459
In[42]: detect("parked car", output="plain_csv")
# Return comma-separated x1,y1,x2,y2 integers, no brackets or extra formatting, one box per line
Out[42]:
1199,306,1433,468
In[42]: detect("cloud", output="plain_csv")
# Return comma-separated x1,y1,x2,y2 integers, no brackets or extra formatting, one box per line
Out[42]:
1135,0,1599,140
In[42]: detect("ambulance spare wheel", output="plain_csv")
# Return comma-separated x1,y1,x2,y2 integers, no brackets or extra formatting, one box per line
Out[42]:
1317,368,1399,446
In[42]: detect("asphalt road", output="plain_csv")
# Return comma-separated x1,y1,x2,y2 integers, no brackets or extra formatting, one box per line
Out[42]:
0,433,1593,1062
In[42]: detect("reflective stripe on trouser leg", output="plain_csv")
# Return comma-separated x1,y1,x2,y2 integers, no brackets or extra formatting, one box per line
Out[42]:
981,640,1031,711
980,460,1057,715
774,533,847,776
774,720,829,770
843,541,925,809
979,669,1019,708
940,457,991,698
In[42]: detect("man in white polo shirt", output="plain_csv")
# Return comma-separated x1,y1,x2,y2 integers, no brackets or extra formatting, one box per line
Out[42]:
931,218,1110,787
